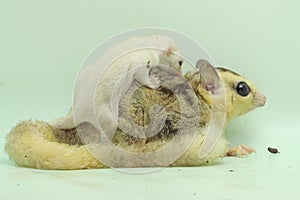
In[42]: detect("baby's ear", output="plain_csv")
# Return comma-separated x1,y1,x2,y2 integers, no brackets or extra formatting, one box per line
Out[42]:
196,59,221,95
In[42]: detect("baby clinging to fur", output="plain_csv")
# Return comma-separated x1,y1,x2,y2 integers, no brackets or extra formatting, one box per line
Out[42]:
49,35,183,141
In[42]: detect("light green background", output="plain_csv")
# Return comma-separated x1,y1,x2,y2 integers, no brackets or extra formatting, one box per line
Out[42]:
0,0,299,199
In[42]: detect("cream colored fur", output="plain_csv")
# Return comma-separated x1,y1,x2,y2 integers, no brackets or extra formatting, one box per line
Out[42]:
5,120,229,169
4,67,265,169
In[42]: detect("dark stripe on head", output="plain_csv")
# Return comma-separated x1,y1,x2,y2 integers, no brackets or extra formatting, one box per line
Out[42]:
216,67,241,76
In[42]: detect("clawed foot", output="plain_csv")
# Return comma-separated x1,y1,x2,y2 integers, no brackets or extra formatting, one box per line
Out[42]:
226,145,255,157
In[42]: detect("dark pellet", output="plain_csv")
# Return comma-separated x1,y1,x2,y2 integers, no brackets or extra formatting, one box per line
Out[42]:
268,147,279,154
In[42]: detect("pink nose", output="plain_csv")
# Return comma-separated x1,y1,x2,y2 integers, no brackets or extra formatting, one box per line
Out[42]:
257,93,266,107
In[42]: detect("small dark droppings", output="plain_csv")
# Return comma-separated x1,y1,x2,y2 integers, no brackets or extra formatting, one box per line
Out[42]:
268,147,279,154
24,155,27,158
206,160,209,163
178,169,181,172
193,193,197,196
229,169,234,172
17,184,20,186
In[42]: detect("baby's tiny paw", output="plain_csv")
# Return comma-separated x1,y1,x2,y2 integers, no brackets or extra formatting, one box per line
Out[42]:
226,145,255,157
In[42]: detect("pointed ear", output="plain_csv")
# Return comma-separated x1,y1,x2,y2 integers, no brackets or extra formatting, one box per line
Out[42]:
196,59,221,95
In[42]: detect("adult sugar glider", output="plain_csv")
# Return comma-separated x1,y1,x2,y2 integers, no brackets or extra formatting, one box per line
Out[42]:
4,58,266,169
110,59,266,167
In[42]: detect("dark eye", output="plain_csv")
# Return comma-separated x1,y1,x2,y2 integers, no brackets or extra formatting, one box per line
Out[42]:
146,60,151,69
236,81,250,97
178,60,183,66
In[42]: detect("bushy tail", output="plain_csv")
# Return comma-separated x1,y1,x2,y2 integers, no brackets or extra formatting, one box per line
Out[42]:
5,120,230,169
4,120,106,170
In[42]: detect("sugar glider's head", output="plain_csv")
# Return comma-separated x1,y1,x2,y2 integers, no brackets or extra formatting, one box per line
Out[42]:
148,35,183,72
216,67,266,121
159,47,183,72
185,61,266,122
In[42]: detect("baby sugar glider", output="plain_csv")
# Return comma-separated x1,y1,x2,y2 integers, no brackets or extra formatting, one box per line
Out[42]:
49,35,183,141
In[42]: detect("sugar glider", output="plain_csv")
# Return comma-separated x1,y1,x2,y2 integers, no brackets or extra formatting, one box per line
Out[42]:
49,35,183,139
5,59,266,169
113,59,266,167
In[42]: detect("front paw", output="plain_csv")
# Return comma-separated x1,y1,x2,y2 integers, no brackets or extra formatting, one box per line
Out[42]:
226,145,255,157
150,75,161,89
